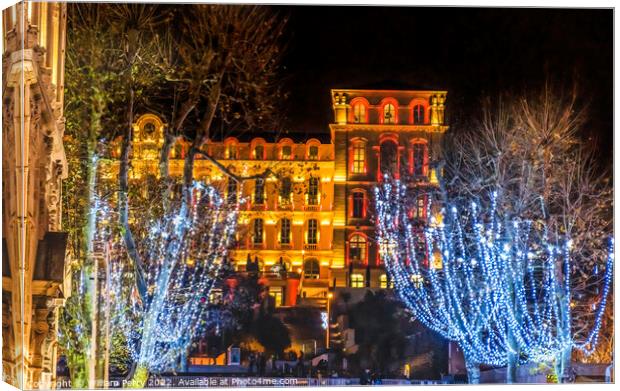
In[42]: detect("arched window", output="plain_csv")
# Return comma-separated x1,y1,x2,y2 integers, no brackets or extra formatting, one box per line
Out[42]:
252,219,264,245
306,139,321,160
383,103,395,124
412,104,425,124
304,258,320,279
350,190,367,218
380,139,399,179
307,177,319,205
224,137,239,159
254,178,265,205
353,103,366,123
307,219,319,244
349,97,369,123
380,98,399,124
251,138,267,160
254,145,264,160
411,140,429,176
278,138,294,160
350,273,365,288
349,233,367,263
350,139,367,174
279,218,291,245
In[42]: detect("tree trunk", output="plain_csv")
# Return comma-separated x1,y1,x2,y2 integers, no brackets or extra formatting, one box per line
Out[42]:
506,350,518,384
118,88,147,298
554,347,572,383
465,358,480,384
125,363,149,388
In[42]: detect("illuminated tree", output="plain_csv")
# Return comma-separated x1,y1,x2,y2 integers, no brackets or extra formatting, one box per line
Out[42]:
375,181,613,384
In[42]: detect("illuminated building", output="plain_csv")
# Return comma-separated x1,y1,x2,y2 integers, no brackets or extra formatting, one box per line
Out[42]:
2,2,68,389
330,89,448,289
109,88,448,312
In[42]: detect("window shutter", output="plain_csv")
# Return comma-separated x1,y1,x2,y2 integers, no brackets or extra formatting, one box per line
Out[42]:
362,194,368,218
348,195,353,217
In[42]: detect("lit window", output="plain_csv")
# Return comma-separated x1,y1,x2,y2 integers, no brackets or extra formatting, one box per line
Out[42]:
308,177,319,205
412,142,428,176
254,145,264,160
380,274,388,288
307,219,318,244
351,273,365,288
252,219,264,244
308,145,319,160
304,258,320,279
269,287,283,307
352,141,366,174
415,195,427,219
349,234,367,262
352,192,364,218
280,177,292,201
280,218,291,244
281,145,292,160
379,274,393,289
254,179,265,204
412,105,425,124
353,103,366,123
227,178,237,204
383,103,396,124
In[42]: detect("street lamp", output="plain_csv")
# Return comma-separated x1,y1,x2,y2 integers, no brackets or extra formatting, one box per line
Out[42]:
326,292,333,349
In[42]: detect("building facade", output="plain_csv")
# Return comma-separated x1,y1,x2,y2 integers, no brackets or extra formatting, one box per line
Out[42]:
2,2,69,389
330,89,448,290
110,88,448,314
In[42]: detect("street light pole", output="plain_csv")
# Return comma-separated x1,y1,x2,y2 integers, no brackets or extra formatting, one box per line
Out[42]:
326,292,333,350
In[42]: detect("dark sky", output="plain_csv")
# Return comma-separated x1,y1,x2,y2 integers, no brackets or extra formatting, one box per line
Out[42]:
276,6,613,165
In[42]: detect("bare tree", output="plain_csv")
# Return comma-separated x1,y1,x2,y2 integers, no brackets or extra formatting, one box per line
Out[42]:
441,81,613,375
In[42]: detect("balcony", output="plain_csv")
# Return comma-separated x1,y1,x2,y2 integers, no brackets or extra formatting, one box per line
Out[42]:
304,243,318,251
279,242,292,250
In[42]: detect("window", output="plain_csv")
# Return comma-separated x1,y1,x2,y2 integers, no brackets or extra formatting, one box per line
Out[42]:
380,140,399,178
349,234,367,263
353,103,366,123
252,219,264,244
380,274,388,289
308,145,319,160
412,104,425,124
352,191,365,218
226,144,237,159
227,178,237,204
254,179,265,204
415,195,427,219
308,177,319,205
269,287,283,307
412,142,428,176
280,177,292,201
383,103,396,124
304,258,320,279
307,219,318,244
281,145,292,160
352,141,366,174
280,218,291,244
351,273,365,288
254,145,264,160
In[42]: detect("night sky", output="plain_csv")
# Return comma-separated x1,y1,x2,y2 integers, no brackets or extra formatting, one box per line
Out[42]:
276,6,613,166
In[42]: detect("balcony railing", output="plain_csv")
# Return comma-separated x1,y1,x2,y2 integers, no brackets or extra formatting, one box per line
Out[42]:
304,243,318,251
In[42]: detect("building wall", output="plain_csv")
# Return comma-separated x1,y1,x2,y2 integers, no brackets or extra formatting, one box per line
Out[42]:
330,89,448,289
2,2,68,389
102,87,448,311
